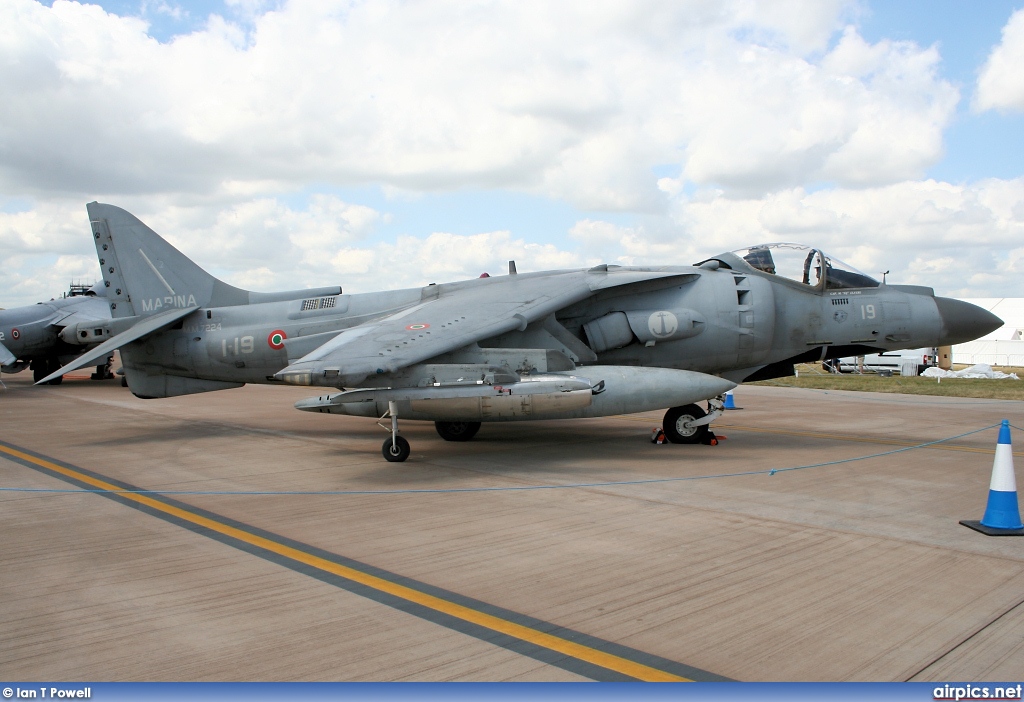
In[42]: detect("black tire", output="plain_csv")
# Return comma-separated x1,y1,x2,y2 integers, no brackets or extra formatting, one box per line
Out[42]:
435,421,482,442
663,404,708,444
32,358,63,385
92,363,113,380
382,435,411,462
46,358,63,385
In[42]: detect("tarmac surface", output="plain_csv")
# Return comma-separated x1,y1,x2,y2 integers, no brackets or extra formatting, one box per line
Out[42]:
1,369,1022,682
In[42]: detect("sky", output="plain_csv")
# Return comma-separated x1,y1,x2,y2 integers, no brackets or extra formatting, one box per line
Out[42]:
2,0,1023,307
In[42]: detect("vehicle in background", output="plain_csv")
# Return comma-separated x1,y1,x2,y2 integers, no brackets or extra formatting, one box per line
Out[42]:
824,347,938,375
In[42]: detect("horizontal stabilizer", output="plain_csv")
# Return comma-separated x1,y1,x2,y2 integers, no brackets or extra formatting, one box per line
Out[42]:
0,341,15,367
35,306,197,385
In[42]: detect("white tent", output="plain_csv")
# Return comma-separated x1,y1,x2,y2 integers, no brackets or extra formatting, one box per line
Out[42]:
954,299,1024,366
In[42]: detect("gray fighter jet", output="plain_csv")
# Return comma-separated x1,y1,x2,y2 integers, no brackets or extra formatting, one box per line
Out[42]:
41,203,1001,461
1,282,115,384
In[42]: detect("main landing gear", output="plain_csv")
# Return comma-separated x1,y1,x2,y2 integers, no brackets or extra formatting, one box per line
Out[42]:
662,396,726,445
435,421,481,442
31,358,63,385
380,401,411,462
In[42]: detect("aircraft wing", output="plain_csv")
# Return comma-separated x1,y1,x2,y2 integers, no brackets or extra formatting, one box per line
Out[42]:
50,308,110,329
276,272,592,386
0,341,15,367
277,268,698,387
35,306,197,384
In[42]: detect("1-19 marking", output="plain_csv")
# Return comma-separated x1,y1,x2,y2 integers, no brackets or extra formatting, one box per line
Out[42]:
222,336,254,356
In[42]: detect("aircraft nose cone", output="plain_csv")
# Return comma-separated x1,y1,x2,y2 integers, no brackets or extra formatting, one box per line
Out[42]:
934,297,1002,345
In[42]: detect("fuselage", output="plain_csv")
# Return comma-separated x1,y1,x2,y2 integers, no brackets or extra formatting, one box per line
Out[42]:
118,260,973,390
0,293,109,365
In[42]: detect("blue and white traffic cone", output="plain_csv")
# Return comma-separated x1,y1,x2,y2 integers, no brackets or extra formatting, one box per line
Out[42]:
723,390,740,410
961,420,1024,536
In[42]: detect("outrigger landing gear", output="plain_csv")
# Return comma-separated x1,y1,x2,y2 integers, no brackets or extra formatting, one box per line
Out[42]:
380,400,411,462
663,395,726,445
91,356,115,380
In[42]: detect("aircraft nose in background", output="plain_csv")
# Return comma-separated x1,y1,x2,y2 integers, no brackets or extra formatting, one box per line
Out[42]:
934,297,1003,345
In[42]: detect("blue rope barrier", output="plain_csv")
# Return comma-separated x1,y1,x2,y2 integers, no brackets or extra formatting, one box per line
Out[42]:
0,423,1002,497
765,385,1024,406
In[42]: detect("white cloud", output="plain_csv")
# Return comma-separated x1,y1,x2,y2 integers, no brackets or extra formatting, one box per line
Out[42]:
564,178,1024,297
116,195,389,288
681,27,957,194
231,225,582,296
679,179,1024,296
0,200,89,254
0,0,956,207
142,1,188,22
1,0,1020,311
975,8,1024,113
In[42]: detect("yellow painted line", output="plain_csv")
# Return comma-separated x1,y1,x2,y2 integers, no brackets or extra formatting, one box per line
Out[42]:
0,443,689,682
613,415,1020,457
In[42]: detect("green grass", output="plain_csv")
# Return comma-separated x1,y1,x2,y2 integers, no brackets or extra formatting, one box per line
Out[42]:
750,364,1024,400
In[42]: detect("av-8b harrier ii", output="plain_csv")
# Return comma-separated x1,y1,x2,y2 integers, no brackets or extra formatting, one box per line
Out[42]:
1,282,115,384
41,203,1001,461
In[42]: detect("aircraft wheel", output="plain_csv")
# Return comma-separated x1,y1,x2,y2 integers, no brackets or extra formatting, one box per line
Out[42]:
46,358,63,385
33,358,63,385
435,421,481,442
663,404,708,444
382,435,411,462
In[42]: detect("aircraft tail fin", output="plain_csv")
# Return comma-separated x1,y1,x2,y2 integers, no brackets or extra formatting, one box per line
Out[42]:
87,202,249,319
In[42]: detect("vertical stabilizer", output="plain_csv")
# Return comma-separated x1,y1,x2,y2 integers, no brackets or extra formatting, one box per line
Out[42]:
87,202,249,319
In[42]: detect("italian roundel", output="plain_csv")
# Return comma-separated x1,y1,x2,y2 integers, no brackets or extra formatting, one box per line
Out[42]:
268,329,287,349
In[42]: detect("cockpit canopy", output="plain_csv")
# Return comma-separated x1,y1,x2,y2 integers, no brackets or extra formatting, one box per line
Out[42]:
730,243,879,290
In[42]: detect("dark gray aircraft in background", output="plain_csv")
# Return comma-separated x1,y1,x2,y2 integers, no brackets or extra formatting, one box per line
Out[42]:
1,282,115,384
41,203,1001,461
